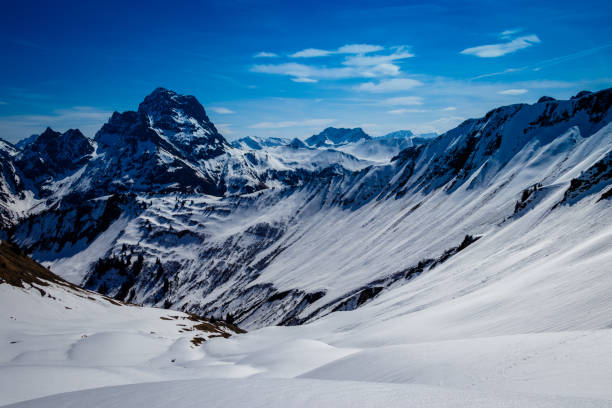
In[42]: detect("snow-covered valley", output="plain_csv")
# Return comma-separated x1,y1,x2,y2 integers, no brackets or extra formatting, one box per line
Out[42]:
1,87,611,406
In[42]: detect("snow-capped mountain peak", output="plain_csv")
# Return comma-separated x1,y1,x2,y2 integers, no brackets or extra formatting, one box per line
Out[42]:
136,87,229,158
305,127,371,147
231,135,291,150
15,127,94,183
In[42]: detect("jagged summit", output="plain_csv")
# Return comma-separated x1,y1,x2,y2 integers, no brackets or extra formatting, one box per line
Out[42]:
306,127,371,147
138,88,220,138
15,127,94,184
95,88,228,155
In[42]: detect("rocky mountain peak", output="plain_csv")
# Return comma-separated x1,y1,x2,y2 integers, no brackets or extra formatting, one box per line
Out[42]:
306,127,371,147
138,87,219,135
18,128,93,170
9,127,94,194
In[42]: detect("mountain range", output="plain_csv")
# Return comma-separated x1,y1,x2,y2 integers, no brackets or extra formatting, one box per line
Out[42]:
1,86,612,406
0,86,610,329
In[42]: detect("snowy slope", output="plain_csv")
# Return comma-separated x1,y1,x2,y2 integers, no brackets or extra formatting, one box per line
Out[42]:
3,234,612,406
0,242,243,406
7,377,612,408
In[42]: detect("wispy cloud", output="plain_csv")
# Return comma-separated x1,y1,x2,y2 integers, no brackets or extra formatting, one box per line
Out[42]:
498,88,528,95
500,28,523,39
471,67,523,80
254,44,413,83
291,77,318,83
210,107,235,114
291,48,333,58
337,44,384,54
252,63,357,81
381,96,424,106
532,43,612,71
254,52,278,58
252,61,403,82
472,43,612,80
290,43,384,58
441,106,456,111
355,78,423,92
387,108,427,114
249,118,335,129
342,47,413,67
461,34,540,58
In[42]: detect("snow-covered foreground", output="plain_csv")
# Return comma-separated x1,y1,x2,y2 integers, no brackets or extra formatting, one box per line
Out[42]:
7,378,611,408
2,266,612,407
0,281,245,406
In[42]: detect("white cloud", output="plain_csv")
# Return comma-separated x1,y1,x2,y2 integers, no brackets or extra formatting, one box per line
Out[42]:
252,63,356,79
498,88,528,95
291,77,318,83
365,63,401,77
387,108,427,114
291,48,333,58
291,43,384,58
210,107,235,114
343,47,413,67
500,28,522,39
356,78,423,92
337,44,384,54
249,118,335,129
252,62,402,81
381,96,424,106
441,106,457,111
254,52,278,58
254,44,413,82
461,34,541,58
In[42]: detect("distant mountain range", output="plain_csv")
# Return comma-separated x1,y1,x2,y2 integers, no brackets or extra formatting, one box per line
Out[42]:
232,126,437,163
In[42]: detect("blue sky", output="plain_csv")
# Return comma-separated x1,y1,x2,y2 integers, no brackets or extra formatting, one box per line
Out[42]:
1,0,611,143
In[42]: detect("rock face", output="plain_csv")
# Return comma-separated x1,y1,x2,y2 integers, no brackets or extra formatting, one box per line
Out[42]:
4,87,612,330
0,140,26,228
15,127,94,187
